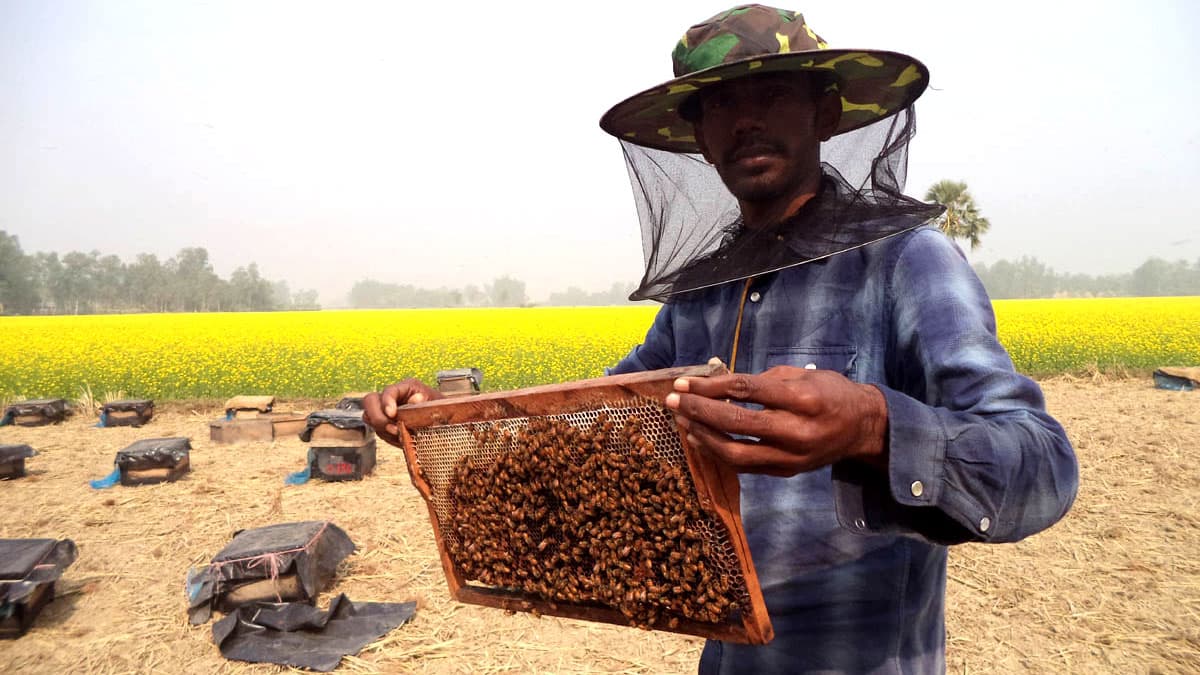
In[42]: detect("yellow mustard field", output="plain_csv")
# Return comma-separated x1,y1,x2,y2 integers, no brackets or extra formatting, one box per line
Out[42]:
0,307,659,400
992,297,1200,376
0,298,1196,400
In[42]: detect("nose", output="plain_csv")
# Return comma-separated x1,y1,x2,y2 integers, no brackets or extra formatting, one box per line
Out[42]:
730,106,765,137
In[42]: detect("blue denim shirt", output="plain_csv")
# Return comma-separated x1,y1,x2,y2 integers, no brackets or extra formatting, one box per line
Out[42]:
608,226,1078,674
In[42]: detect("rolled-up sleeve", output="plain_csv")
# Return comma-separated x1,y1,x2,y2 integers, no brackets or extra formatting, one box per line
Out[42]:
834,229,1079,545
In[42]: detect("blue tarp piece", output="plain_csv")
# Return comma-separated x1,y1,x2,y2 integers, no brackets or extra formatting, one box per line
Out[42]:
89,465,121,489
285,449,316,485
1153,369,1198,391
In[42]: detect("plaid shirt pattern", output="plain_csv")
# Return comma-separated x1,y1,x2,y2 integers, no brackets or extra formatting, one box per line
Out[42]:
608,225,1078,674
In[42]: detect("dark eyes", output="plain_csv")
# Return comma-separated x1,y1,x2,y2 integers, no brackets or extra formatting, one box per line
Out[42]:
702,85,800,112
704,92,734,110
763,86,794,101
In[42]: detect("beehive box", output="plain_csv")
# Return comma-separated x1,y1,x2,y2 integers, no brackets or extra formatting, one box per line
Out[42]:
210,395,307,443
299,410,376,481
0,538,77,639
209,418,275,443
116,437,191,486
0,444,37,480
100,399,155,427
335,392,371,412
436,368,482,397
266,412,309,437
396,364,773,644
0,581,55,639
3,399,69,427
185,521,355,624
310,440,378,481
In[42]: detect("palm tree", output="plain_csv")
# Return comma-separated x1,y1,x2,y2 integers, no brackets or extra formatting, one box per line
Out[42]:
924,180,991,251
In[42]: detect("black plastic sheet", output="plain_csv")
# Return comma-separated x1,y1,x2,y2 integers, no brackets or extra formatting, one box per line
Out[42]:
0,444,36,464
299,410,367,443
101,399,154,414
0,539,77,606
335,396,365,412
187,521,355,624
100,399,155,426
212,594,416,671
4,399,69,423
115,437,190,470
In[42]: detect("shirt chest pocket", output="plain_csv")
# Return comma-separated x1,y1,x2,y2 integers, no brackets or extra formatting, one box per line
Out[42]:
764,346,859,381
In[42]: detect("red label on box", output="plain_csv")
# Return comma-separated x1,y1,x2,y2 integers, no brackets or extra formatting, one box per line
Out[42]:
322,458,355,475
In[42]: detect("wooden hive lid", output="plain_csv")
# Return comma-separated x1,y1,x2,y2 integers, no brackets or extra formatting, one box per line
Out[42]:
224,395,275,412
1156,366,1200,384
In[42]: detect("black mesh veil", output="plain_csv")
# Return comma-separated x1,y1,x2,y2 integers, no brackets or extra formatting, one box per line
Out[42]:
621,107,943,301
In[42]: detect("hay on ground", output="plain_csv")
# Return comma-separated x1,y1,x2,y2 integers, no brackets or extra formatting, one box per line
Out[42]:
0,379,1196,673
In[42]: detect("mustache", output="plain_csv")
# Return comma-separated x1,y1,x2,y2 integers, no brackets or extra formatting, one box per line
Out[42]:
725,138,786,163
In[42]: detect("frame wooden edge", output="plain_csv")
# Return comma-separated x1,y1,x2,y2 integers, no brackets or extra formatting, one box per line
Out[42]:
399,423,467,597
395,364,724,429
455,585,756,644
395,363,775,645
682,437,775,645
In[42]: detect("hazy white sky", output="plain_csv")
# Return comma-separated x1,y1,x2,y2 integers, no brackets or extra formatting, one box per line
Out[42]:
2,0,1197,305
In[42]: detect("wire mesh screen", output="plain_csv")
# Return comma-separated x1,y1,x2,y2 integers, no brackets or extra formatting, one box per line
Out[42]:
408,398,755,632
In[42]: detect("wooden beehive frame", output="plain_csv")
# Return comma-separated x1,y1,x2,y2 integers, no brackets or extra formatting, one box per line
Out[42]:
396,364,773,644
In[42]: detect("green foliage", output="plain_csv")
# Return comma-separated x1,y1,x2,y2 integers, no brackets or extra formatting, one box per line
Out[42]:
974,256,1200,298
0,232,39,313
0,231,317,315
925,179,991,250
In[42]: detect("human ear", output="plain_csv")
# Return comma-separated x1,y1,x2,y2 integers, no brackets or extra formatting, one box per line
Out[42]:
693,121,715,163
815,91,842,142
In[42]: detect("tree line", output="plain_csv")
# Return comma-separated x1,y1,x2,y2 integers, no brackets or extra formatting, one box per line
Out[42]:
8,223,1196,315
923,181,1199,298
0,231,318,314
974,256,1200,299
347,278,644,308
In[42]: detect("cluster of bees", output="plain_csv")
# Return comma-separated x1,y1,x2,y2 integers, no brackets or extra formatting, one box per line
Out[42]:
446,413,738,629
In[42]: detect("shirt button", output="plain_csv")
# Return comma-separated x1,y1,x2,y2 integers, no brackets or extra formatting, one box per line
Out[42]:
979,517,991,532
910,480,924,497
748,291,762,303
853,518,866,529
804,363,817,370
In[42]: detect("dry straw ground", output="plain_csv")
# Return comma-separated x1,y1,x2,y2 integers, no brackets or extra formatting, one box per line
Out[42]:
1,377,1197,674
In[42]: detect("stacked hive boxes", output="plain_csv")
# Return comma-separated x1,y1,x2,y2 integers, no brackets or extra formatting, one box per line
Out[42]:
209,396,307,444
300,410,377,481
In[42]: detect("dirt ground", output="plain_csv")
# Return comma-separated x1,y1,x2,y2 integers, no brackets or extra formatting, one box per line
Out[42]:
1,377,1197,674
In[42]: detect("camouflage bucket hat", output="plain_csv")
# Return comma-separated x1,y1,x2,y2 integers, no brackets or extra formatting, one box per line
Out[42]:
600,4,929,153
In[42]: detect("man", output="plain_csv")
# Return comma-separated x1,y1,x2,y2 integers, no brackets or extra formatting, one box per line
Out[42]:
366,5,1078,674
